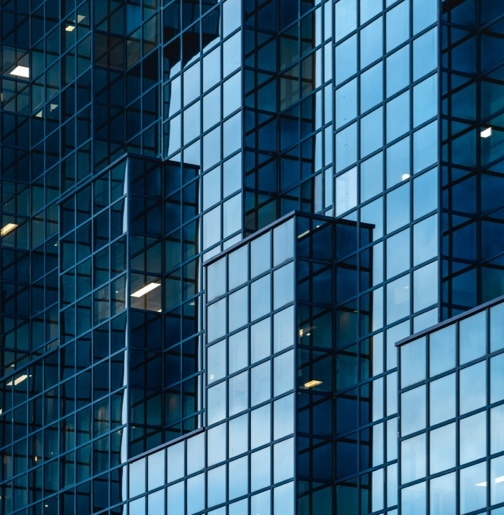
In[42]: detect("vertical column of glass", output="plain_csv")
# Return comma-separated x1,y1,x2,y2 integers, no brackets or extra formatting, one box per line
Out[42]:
58,158,128,513
441,1,504,318
205,216,297,514
243,0,320,233
163,161,203,443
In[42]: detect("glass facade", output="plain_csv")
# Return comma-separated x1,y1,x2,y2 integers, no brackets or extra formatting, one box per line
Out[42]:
0,0,503,513
399,299,504,515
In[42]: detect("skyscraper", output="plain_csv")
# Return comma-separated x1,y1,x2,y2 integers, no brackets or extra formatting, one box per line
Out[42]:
1,0,503,513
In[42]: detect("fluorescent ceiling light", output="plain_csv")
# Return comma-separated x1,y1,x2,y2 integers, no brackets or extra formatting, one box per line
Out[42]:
131,282,161,298
6,374,28,387
77,15,86,22
496,476,504,484
304,379,323,388
10,65,30,78
481,127,492,138
65,24,75,32
297,229,311,239
0,223,18,237
0,409,2,415
475,481,487,487
402,173,411,180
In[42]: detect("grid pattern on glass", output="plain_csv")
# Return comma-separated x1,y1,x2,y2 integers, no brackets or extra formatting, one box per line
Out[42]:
441,0,504,319
398,300,504,514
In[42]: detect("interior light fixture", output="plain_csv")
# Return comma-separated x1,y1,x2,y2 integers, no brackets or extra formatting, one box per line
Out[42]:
402,173,411,181
77,15,86,22
304,379,323,388
6,374,28,387
131,282,161,298
0,409,3,415
297,229,311,239
0,223,18,237
481,127,492,138
10,65,30,78
496,476,504,484
65,24,76,32
475,481,487,487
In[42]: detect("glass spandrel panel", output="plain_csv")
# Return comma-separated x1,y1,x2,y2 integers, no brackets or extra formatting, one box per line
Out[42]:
251,361,270,407
429,424,456,474
335,36,357,83
167,481,184,513
274,350,294,396
400,385,425,435
273,218,294,266
360,152,383,202
491,455,504,505
430,473,455,515
187,473,205,515
129,458,146,498
251,447,271,491
412,0,437,34
459,311,487,364
229,371,248,416
386,92,409,144
429,373,455,425
251,318,271,364
274,482,295,515
229,413,248,458
207,257,226,302
251,404,270,449
413,28,437,81
207,381,226,426
207,423,227,467
336,79,357,126
207,298,226,343
401,434,426,483
251,274,271,321
387,45,410,97
413,262,438,312
460,411,486,465
229,329,248,374
386,229,410,280
207,464,226,507
360,18,382,69
459,361,486,415
335,0,357,40
490,303,504,352
229,244,248,289
400,336,426,388
386,274,410,324
386,0,409,52
251,233,271,278
148,490,165,513
491,353,504,403
429,323,456,376
274,394,294,440
251,491,271,515
273,438,295,483
273,262,294,309
228,286,248,332
460,462,487,514
207,340,226,384
229,456,248,499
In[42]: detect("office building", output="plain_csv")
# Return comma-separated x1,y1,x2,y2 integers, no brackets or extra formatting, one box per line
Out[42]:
0,0,504,513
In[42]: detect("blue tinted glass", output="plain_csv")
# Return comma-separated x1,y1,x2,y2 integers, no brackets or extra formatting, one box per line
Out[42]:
360,62,383,113
386,1,409,51
387,46,410,97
